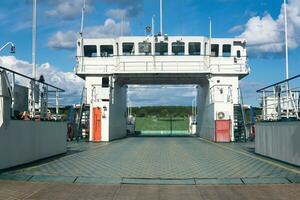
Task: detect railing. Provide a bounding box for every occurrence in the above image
[76,59,249,74]
[0,66,65,121]
[257,74,300,121]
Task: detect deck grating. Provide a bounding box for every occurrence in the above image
[29,175,77,183]
[122,178,195,185]
[242,177,291,184]
[1,138,299,185]
[195,178,243,185]
[75,177,122,184]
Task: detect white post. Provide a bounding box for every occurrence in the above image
[152,15,155,37]
[284,0,289,80]
[208,17,212,68]
[31,0,37,119]
[80,0,86,35]
[32,0,36,80]
[160,0,163,34]
[56,89,59,120]
[152,15,156,68]
[11,73,15,117]
[284,0,290,118]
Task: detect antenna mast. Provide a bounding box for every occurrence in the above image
[160,0,163,34]
[80,0,86,36]
[284,0,289,80]
[32,0,37,79]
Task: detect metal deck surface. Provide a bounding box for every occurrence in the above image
[1,137,299,185]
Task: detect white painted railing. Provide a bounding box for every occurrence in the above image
[76,60,249,74]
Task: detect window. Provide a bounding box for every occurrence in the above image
[102,77,109,88]
[222,44,231,57]
[100,45,114,57]
[172,42,185,55]
[211,44,219,57]
[204,42,207,56]
[155,42,168,55]
[84,45,97,57]
[237,50,241,58]
[189,42,201,55]
[122,43,135,55]
[138,42,151,55]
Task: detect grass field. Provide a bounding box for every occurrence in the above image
[135,117,189,131]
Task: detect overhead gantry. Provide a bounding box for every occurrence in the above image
[75,35,250,142]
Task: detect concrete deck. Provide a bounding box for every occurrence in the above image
[0,180,299,200]
[1,137,299,185]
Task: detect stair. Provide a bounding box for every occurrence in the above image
[76,88,90,141]
[234,104,247,142]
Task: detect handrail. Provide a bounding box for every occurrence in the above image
[0,66,65,92]
[257,73,300,93]
[76,55,248,58]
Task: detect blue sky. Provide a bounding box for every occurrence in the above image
[0,0,299,106]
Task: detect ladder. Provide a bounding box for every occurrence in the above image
[76,87,90,141]
[233,88,248,142]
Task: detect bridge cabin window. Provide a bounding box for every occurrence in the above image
[222,44,231,57]
[102,77,109,88]
[237,50,241,58]
[211,44,219,57]
[122,43,135,55]
[138,42,151,55]
[84,45,97,57]
[189,42,201,55]
[155,42,168,55]
[172,42,185,55]
[100,45,114,57]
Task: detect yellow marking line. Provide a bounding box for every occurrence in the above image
[200,138,300,175]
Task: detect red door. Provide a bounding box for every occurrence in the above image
[93,107,102,142]
[215,120,231,142]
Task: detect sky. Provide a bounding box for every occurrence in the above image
[0,0,299,106]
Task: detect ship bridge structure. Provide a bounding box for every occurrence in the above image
[75,35,250,142]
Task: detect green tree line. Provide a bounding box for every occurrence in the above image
[131,106,193,118]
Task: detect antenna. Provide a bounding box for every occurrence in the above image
[80,0,86,36]
[31,0,37,119]
[209,17,212,39]
[152,15,155,36]
[32,0,37,80]
[284,0,289,80]
[160,0,163,34]
[121,14,124,36]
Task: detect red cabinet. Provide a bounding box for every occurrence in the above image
[92,107,102,142]
[215,120,231,142]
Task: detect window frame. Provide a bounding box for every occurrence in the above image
[100,45,114,57]
[102,77,109,88]
[188,42,201,56]
[172,42,185,56]
[138,42,152,55]
[211,44,219,57]
[122,42,135,56]
[84,45,97,57]
[155,42,168,56]
[222,44,231,57]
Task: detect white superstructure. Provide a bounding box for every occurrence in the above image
[75,35,250,142]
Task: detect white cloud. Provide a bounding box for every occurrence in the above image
[232,0,300,56]
[0,56,84,104]
[46,0,92,20]
[127,85,197,106]
[106,8,128,20]
[47,31,78,49]
[47,18,131,49]
[105,5,142,20]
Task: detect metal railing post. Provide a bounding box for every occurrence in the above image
[55,89,59,121]
[262,91,267,121]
